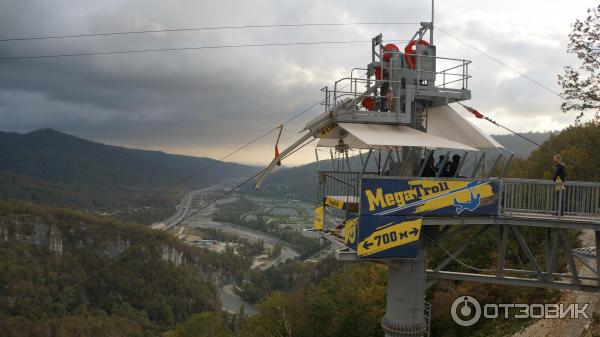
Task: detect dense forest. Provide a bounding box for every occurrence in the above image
[0,170,183,224]
[0,201,251,337]
[506,121,600,181]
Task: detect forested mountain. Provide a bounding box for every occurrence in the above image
[492,131,553,158]
[0,129,256,188]
[0,129,257,223]
[0,201,250,337]
[506,121,600,181]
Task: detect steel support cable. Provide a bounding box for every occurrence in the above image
[434,243,497,273]
[0,39,408,61]
[0,22,419,42]
[29,168,264,315]
[436,241,572,277]
[435,27,564,99]
[29,136,315,315]
[172,97,324,187]
[173,72,371,188]
[423,233,496,273]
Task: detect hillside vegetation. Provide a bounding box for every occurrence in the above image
[506,121,600,181]
[0,201,250,337]
[492,131,553,158]
[0,129,256,223]
[0,129,255,188]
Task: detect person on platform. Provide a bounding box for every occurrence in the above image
[434,155,446,174]
[447,154,461,177]
[553,154,567,182]
[440,154,461,177]
[378,83,389,111]
[386,87,394,112]
[422,155,436,177]
[553,154,567,215]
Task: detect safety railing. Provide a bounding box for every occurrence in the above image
[502,178,600,220]
[321,53,471,113]
[317,171,362,206]
[317,172,600,222]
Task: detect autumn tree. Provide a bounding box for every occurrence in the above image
[558,5,600,121]
[164,312,232,337]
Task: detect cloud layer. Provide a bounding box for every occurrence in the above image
[0,0,592,165]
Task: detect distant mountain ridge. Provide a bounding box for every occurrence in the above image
[0,128,257,222]
[0,128,256,188]
[492,131,553,158]
[0,128,552,218]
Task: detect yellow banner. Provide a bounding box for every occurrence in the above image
[344,217,358,244]
[364,180,494,215]
[357,218,422,257]
[313,205,324,231]
[324,196,345,210]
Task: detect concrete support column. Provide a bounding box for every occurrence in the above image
[381,248,427,337]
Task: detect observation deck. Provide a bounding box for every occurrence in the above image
[318,172,600,225]
[315,171,600,292]
[319,51,471,126]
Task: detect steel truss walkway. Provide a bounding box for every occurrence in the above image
[316,172,600,292]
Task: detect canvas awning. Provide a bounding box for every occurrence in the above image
[427,105,503,149]
[317,123,478,151]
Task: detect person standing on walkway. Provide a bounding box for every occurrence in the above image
[386,87,394,112]
[553,154,567,215]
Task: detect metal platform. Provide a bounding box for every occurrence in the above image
[252,22,599,336]
[318,172,600,222]
[316,172,600,292]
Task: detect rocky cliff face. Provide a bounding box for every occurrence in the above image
[0,215,63,255]
[0,203,229,336]
[0,214,185,266]
[161,244,184,265]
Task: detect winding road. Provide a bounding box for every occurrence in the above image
[156,186,303,315]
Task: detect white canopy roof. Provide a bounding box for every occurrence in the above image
[317,123,478,151]
[427,105,503,149]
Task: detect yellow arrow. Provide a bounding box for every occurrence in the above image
[344,217,359,244]
[357,218,422,257]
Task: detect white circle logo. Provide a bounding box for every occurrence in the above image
[451,296,482,327]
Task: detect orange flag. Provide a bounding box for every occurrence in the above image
[275,125,283,166]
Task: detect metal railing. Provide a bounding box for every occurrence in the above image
[321,53,472,113]
[317,171,362,206]
[502,178,600,220]
[317,172,600,222]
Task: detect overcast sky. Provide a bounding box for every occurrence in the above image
[0,0,594,165]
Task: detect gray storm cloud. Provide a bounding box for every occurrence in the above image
[0,0,591,164]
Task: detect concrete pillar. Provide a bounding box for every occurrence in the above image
[381,248,427,337]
